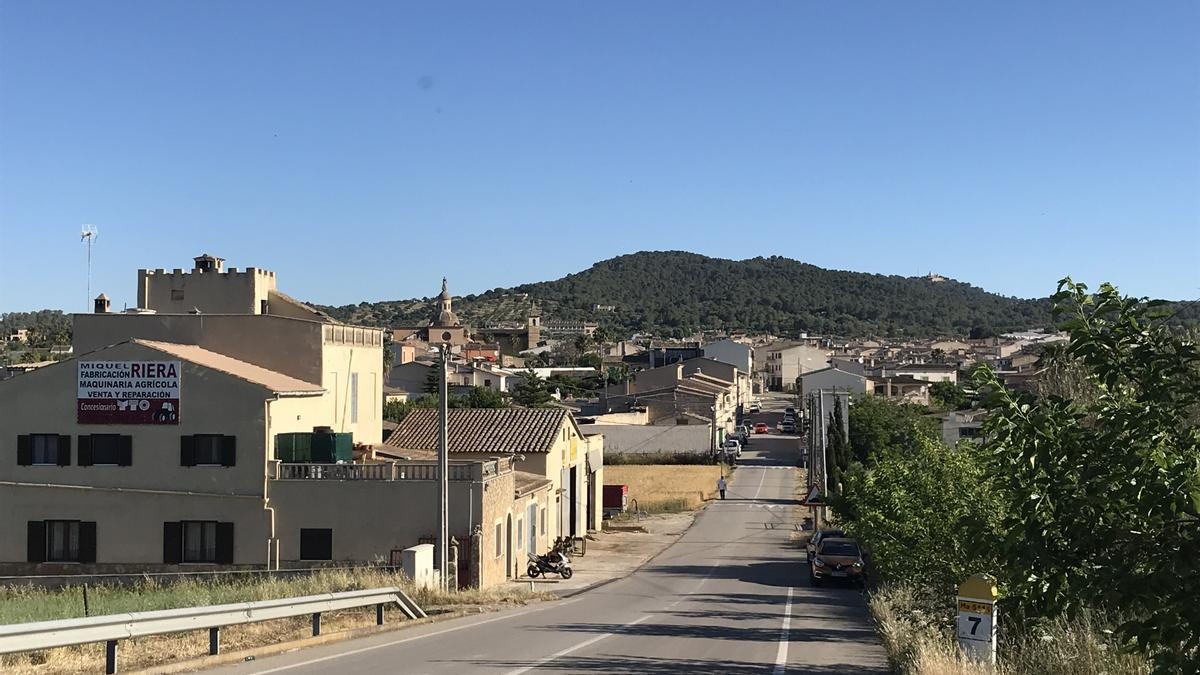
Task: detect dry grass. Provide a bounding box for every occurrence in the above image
[605,464,730,512]
[0,567,552,675]
[868,583,1149,675]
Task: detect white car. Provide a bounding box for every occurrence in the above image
[722,438,743,458]
[748,401,762,414]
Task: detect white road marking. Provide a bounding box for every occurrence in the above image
[773,586,794,674]
[244,597,582,674]
[503,614,653,675]
[752,467,767,499]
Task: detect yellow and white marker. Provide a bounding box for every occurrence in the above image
[957,573,998,663]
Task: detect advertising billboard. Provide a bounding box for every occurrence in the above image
[77,361,181,424]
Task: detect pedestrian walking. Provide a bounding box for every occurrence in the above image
[717,475,727,500]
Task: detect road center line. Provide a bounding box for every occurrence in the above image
[752,467,767,500]
[503,614,653,675]
[772,586,794,674]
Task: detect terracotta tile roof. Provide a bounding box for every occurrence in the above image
[384,408,570,454]
[132,339,324,395]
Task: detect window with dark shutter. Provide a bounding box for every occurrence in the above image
[215,522,234,564]
[192,435,223,465]
[180,436,197,466]
[22,434,63,465]
[45,520,80,562]
[27,521,46,563]
[77,435,93,466]
[58,435,71,465]
[79,522,97,563]
[299,528,333,561]
[88,435,122,465]
[182,521,216,563]
[17,435,32,466]
[118,436,132,466]
[163,522,183,564]
[220,436,236,467]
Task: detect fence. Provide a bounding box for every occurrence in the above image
[0,586,426,674]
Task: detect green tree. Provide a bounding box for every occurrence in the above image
[511,370,552,407]
[929,380,970,410]
[847,395,939,465]
[455,386,506,409]
[827,402,852,493]
[833,436,1003,592]
[422,363,440,394]
[976,279,1200,670]
[382,395,438,423]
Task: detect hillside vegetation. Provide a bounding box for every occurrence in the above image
[319,251,1054,338]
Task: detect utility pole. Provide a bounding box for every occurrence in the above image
[437,343,450,592]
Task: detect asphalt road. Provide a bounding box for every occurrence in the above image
[212,434,887,674]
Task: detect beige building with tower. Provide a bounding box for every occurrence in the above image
[0,255,549,588]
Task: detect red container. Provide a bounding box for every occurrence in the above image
[603,484,629,510]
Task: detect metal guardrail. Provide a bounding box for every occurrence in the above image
[0,586,427,674]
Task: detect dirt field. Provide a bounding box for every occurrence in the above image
[605,464,729,512]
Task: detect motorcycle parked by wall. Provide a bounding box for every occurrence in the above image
[527,547,573,579]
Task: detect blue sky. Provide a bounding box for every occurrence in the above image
[1,1,1197,313]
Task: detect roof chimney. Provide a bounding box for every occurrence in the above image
[94,293,110,314]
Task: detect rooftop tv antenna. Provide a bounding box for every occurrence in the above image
[81,225,98,309]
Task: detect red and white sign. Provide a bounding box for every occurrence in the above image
[77,361,181,424]
[801,485,824,506]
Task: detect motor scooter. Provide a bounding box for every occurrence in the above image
[526,548,573,579]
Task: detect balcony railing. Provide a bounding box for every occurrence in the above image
[273,457,513,482]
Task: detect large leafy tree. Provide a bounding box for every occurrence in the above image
[976,280,1200,669]
[835,436,1003,592]
[847,395,940,464]
[511,370,552,407]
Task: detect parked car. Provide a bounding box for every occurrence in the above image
[722,438,742,458]
[748,401,761,414]
[733,425,752,443]
[805,528,845,559]
[754,422,769,434]
[810,537,865,586]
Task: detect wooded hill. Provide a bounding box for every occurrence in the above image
[318,251,1055,338]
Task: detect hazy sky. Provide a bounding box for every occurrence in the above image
[2,1,1197,313]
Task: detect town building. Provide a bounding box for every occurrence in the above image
[381,408,603,579]
[0,255,541,588]
[755,342,831,391]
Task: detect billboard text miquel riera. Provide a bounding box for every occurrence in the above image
[77,361,181,424]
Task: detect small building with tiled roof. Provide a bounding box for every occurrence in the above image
[385,407,603,546]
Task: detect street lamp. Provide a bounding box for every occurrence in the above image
[437,335,451,593]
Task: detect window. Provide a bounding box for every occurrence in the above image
[47,520,80,562]
[27,520,95,563]
[516,519,523,550]
[163,521,234,564]
[350,372,359,424]
[260,299,268,314]
[181,435,236,466]
[184,521,217,563]
[78,434,132,466]
[171,289,185,301]
[540,508,546,535]
[300,528,333,561]
[18,434,69,465]
[495,523,502,558]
